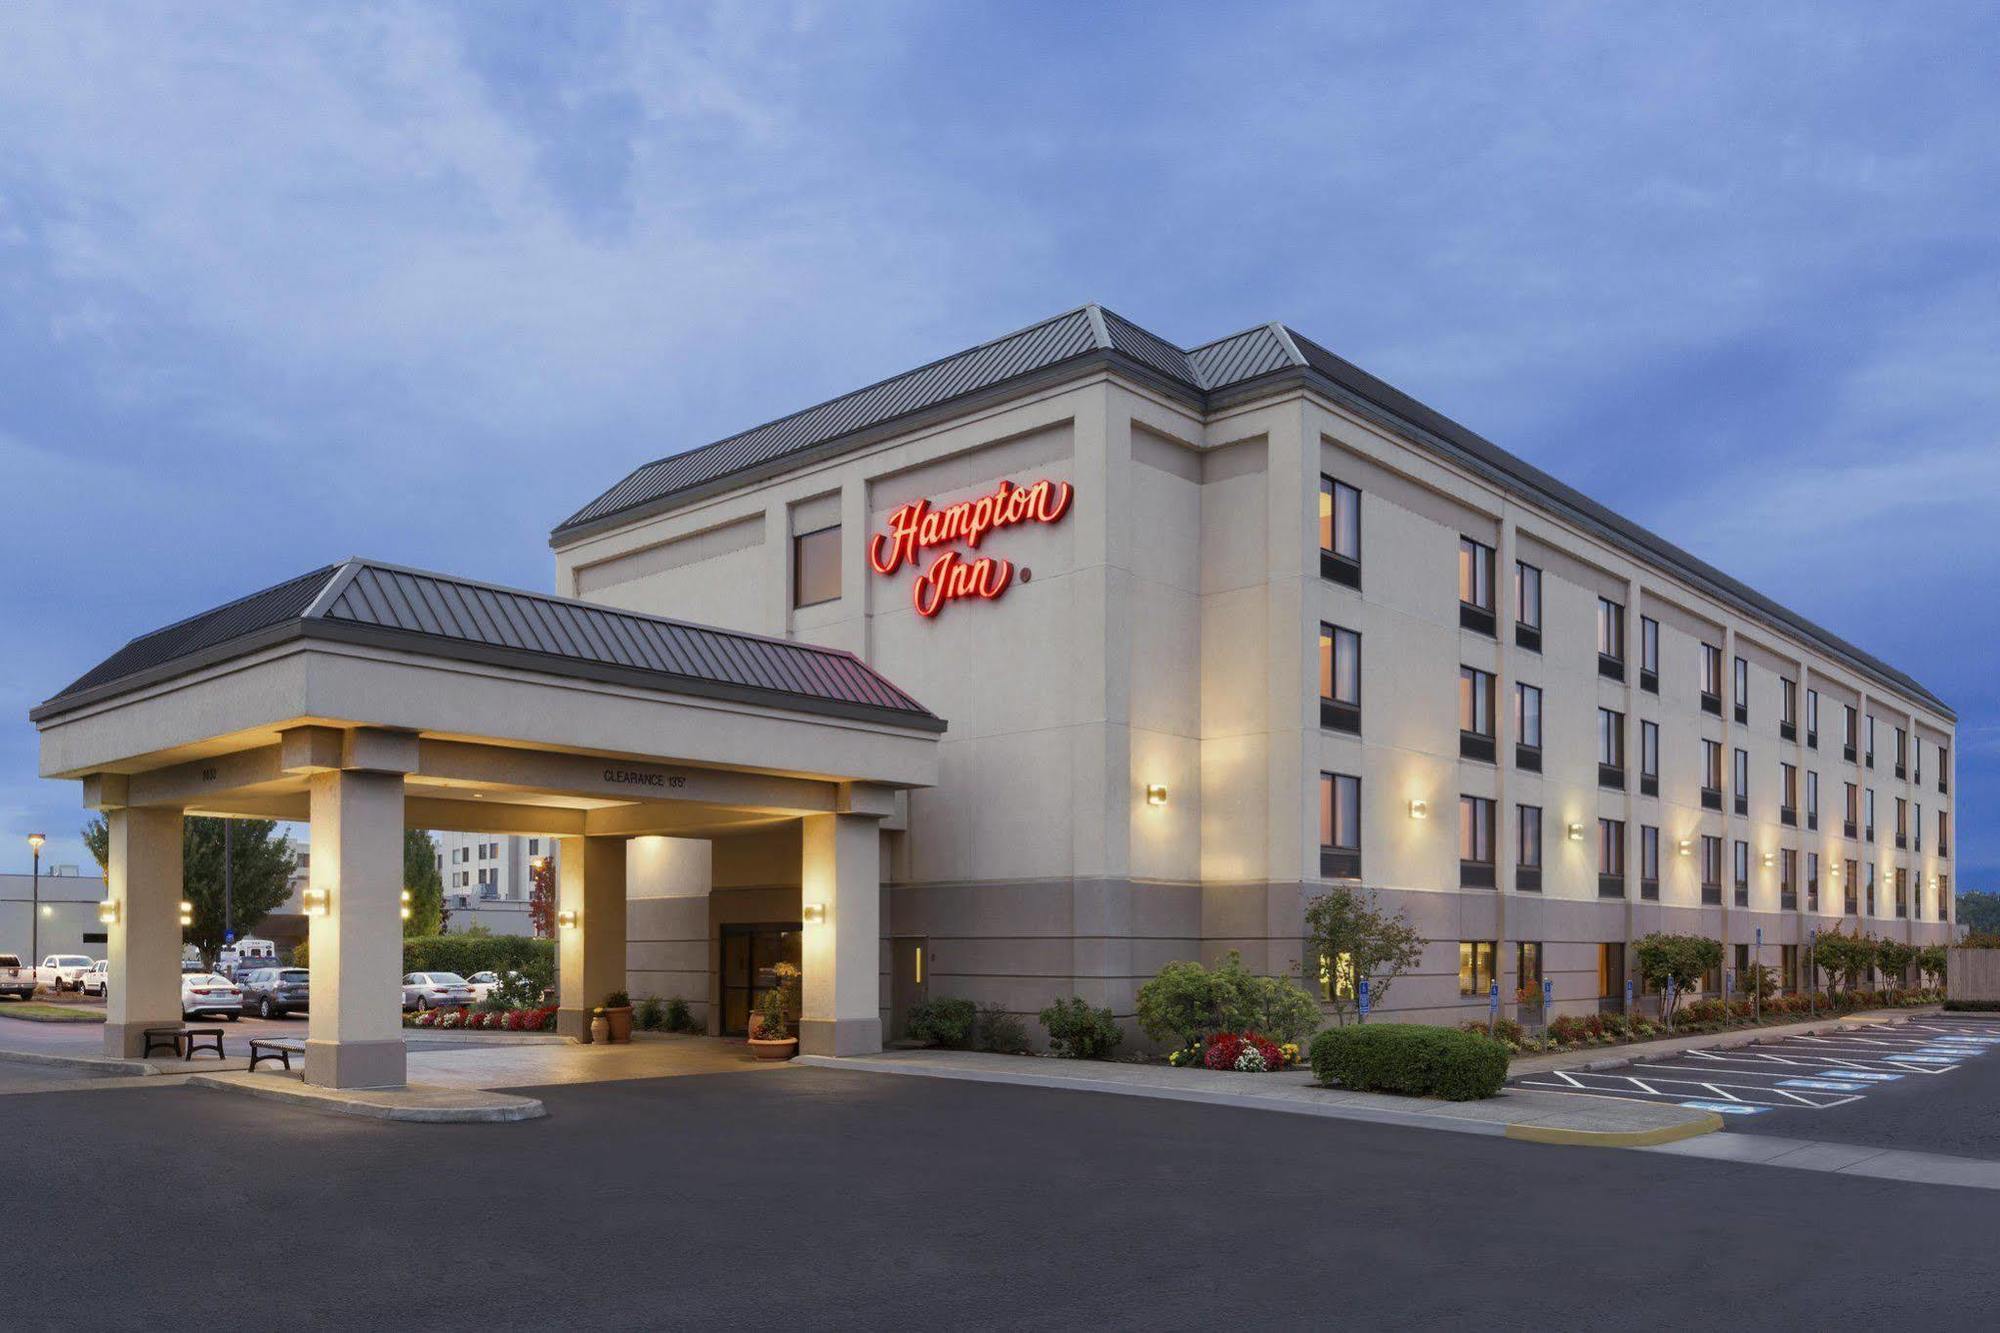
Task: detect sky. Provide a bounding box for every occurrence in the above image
[2,2,1997,884]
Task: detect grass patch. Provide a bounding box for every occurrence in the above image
[0,1002,106,1024]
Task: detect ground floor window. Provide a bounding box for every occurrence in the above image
[1317,949,1355,1002]
[720,924,802,1036]
[1458,940,1496,998]
[1596,943,1623,1000]
[1780,944,1798,991]
[1516,942,1542,1002]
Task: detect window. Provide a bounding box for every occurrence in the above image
[1780,678,1798,740]
[1915,801,1923,852]
[1515,562,1542,630]
[1701,836,1723,903]
[1318,624,1361,733]
[1843,705,1858,760]
[1598,708,1625,788]
[1517,942,1543,1001]
[1844,782,1858,837]
[1733,656,1749,723]
[1733,839,1749,906]
[527,838,540,854]
[1318,950,1355,1002]
[1459,666,1496,762]
[1640,615,1660,690]
[1913,737,1922,785]
[1865,862,1877,915]
[1894,796,1907,848]
[1780,763,1798,825]
[1640,720,1659,795]
[1806,688,1820,748]
[1640,825,1660,899]
[1458,941,1497,998]
[1841,857,1859,912]
[1598,818,1626,897]
[1700,643,1723,712]
[1319,773,1360,879]
[1894,867,1908,918]
[1939,744,1949,794]
[1865,715,1876,768]
[1806,770,1819,831]
[792,524,842,608]
[1597,597,1625,678]
[1940,809,1951,858]
[1319,477,1361,586]
[1460,796,1496,888]
[1865,788,1876,842]
[1517,805,1542,891]
[1515,683,1543,771]
[1598,944,1625,1001]
[1807,852,1820,911]
[1780,849,1798,909]
[1702,739,1724,809]
[1894,726,1907,778]
[1733,747,1749,816]
[1458,537,1495,633]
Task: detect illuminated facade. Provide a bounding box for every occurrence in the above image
[554,305,1957,1031]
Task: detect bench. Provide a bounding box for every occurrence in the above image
[142,1026,224,1061]
[248,1038,296,1072]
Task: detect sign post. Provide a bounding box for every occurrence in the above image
[1488,980,1500,1037]
[1625,977,1634,1016]
[1542,976,1554,1031]
[1753,926,1762,1024]
[1809,927,1818,1020]
[1666,977,1678,1033]
[1357,976,1371,1025]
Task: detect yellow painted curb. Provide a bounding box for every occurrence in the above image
[1504,1111,1724,1148]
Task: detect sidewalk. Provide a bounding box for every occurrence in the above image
[1509,1005,1947,1077]
[798,1048,1720,1147]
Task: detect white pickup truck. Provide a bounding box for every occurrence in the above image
[0,954,34,1000]
[36,955,96,993]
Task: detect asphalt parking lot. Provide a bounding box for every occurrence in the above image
[1514,1016,2000,1159]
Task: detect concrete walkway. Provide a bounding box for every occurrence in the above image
[799,1049,1719,1147]
[1510,1006,1941,1076]
[1647,1130,2000,1192]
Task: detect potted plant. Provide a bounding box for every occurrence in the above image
[747,962,801,1060]
[589,1006,610,1044]
[602,990,634,1043]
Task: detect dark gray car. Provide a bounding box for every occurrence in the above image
[238,967,310,1019]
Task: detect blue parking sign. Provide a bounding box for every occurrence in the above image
[1358,976,1370,1018]
[1489,980,1499,1013]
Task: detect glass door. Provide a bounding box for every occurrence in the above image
[721,924,802,1036]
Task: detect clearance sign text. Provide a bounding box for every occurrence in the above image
[868,477,1073,617]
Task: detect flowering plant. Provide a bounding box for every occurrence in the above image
[436,1009,462,1029]
[1203,1031,1285,1072]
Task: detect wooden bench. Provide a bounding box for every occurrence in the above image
[142,1026,224,1061]
[248,1038,296,1072]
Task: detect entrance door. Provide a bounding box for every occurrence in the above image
[720,924,801,1037]
[891,937,928,1039]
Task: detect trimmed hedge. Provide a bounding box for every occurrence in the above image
[906,996,977,1048]
[1943,999,2000,1013]
[1309,1023,1509,1101]
[401,935,555,978]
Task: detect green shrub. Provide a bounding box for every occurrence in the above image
[975,1001,1029,1053]
[401,935,556,982]
[664,996,696,1033]
[1134,952,1321,1049]
[635,996,665,1031]
[1309,1024,1509,1101]
[1038,996,1122,1060]
[907,996,977,1048]
[1944,999,2000,1012]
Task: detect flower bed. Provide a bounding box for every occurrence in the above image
[405,1005,557,1032]
[1166,1031,1301,1072]
[1479,987,1942,1057]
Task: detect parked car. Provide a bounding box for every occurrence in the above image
[80,960,110,998]
[36,955,95,992]
[466,970,524,1003]
[0,954,34,1000]
[238,967,309,1019]
[401,972,476,1011]
[181,959,208,974]
[180,973,242,1020]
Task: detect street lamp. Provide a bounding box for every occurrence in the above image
[27,834,45,969]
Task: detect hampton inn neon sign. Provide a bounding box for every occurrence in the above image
[868,477,1073,616]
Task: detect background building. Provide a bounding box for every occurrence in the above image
[1,865,108,962]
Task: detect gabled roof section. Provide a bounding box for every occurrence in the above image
[33,559,944,732]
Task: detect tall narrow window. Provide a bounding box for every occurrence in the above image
[1939,744,1950,795]
[1806,770,1819,830]
[1640,615,1660,691]
[1458,941,1497,998]
[1640,825,1659,899]
[1780,763,1798,825]
[1598,708,1626,789]
[1780,678,1798,740]
[1517,805,1542,891]
[1702,740,1724,809]
[1781,849,1798,909]
[1318,772,1361,879]
[1865,862,1877,915]
[1733,747,1749,816]
[1806,688,1820,748]
[1807,852,1820,911]
[1733,656,1749,723]
[1894,796,1908,848]
[1733,839,1749,906]
[1515,683,1543,771]
[1940,809,1951,858]
[1515,562,1542,629]
[1319,477,1361,586]
[1458,537,1496,634]
[1865,788,1876,842]
[1865,715,1876,768]
[1459,796,1496,888]
[1844,782,1858,837]
[792,524,842,608]
[1843,705,1858,760]
[1598,818,1627,897]
[1640,720,1659,796]
[1844,858,1859,913]
[1701,836,1723,903]
[1597,597,1625,679]
[1318,624,1361,733]
[1894,726,1907,778]
[1700,644,1722,713]
[1459,666,1496,762]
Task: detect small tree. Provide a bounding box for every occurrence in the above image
[85,815,296,965]
[1874,938,1917,991]
[403,829,443,937]
[1303,886,1426,1025]
[1634,933,1722,1021]
[528,855,557,939]
[1812,927,1877,992]
[1916,944,1947,988]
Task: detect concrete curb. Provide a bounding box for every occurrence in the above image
[1505,1112,1724,1149]
[188,1073,546,1123]
[1510,1006,1942,1076]
[0,1048,158,1077]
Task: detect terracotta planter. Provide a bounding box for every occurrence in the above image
[604,1006,634,1043]
[589,1011,610,1044]
[748,1036,798,1061]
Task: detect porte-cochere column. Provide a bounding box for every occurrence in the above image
[557,835,628,1042]
[101,806,185,1059]
[303,765,410,1090]
[799,810,884,1057]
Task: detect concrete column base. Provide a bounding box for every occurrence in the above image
[798,1017,882,1057]
[555,1007,596,1043]
[105,1017,185,1059]
[303,1038,407,1090]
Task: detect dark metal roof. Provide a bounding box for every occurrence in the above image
[33,559,944,731]
[550,304,1952,721]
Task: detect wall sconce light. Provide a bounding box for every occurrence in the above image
[802,902,828,925]
[1829,863,1841,879]
[98,900,121,925]
[1408,799,1428,820]
[1567,822,1585,841]
[400,890,413,922]
[302,888,330,918]
[1762,851,1775,868]
[556,908,578,930]
[1145,784,1168,807]
[1677,837,1692,857]
[178,899,194,928]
